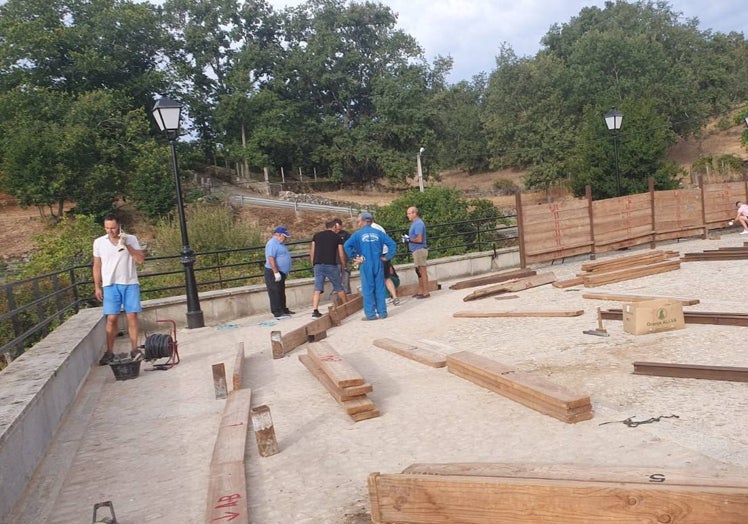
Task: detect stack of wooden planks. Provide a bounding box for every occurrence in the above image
[299,341,380,422]
[446,351,593,423]
[553,249,680,288]
[368,463,748,523]
[681,245,748,262]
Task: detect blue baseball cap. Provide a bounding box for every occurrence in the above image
[359,212,374,222]
[273,226,291,237]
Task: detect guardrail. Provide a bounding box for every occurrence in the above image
[1,215,517,364]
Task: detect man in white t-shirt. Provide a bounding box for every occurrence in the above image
[93,214,146,365]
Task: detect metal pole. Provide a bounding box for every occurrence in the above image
[613,131,621,197]
[169,139,204,329]
[417,153,424,192]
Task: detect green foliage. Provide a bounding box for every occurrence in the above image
[373,187,507,259]
[493,178,521,195]
[146,204,264,296]
[691,154,747,177]
[19,215,102,278]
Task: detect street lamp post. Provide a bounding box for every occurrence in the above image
[152,96,204,329]
[417,147,425,192]
[604,107,623,196]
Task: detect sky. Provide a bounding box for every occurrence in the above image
[268,0,748,82]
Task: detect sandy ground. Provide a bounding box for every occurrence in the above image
[9,231,748,523]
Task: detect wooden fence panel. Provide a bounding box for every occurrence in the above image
[703,180,747,227]
[521,199,592,264]
[592,194,652,252]
[654,188,704,241]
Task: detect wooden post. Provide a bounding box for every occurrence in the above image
[270,331,284,360]
[515,192,526,269]
[699,174,708,239]
[251,405,279,457]
[649,177,656,248]
[585,185,596,260]
[212,363,228,399]
[232,342,245,392]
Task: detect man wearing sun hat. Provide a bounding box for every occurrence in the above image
[344,212,397,320]
[264,226,293,320]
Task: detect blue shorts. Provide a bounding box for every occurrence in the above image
[313,264,344,292]
[102,284,142,315]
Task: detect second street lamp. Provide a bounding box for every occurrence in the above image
[604,107,623,197]
[152,96,204,329]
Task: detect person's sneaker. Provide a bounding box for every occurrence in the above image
[98,352,115,366]
[361,316,377,321]
[311,309,322,318]
[386,298,393,304]
[392,298,400,305]
[274,314,291,320]
[284,309,296,315]
[130,348,144,361]
[741,230,748,235]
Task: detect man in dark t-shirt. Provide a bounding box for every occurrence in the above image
[333,218,352,294]
[310,219,348,317]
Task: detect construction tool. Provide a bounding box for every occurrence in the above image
[583,307,609,337]
[92,500,117,524]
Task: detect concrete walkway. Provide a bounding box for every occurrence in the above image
[8,233,748,523]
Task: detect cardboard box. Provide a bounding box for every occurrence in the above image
[622,299,685,335]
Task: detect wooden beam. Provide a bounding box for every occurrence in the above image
[212,362,228,399]
[463,272,556,301]
[601,309,748,327]
[372,338,447,368]
[449,268,537,290]
[298,355,373,401]
[232,342,245,392]
[307,341,365,387]
[579,250,676,273]
[453,310,584,318]
[581,260,680,287]
[633,361,748,382]
[582,292,699,306]
[369,465,748,524]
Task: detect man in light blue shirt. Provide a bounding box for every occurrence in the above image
[264,226,293,319]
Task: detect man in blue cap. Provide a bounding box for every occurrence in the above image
[344,212,397,320]
[264,226,293,320]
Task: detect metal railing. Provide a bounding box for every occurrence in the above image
[0,215,517,363]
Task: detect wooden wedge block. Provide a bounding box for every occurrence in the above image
[582,292,699,306]
[250,404,279,457]
[447,351,591,411]
[449,268,537,290]
[212,362,228,399]
[299,355,372,402]
[453,310,584,318]
[369,465,748,524]
[307,341,365,387]
[372,338,447,368]
[463,272,556,301]
[552,277,584,288]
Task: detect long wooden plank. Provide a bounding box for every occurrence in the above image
[463,272,556,301]
[447,351,591,410]
[633,361,748,382]
[341,395,376,415]
[402,463,748,488]
[211,388,253,465]
[601,309,748,327]
[449,268,537,290]
[582,292,699,306]
[205,461,249,524]
[350,408,381,422]
[552,277,584,288]
[579,250,672,272]
[398,280,440,297]
[449,366,592,424]
[453,310,584,318]
[328,293,363,326]
[298,354,372,402]
[368,472,748,524]
[307,341,365,387]
[372,338,447,368]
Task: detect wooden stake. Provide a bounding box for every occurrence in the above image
[251,405,279,457]
[212,362,228,399]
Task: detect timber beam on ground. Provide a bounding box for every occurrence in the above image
[582,292,699,306]
[633,361,748,382]
[600,309,748,327]
[449,268,536,290]
[372,338,447,368]
[682,246,748,261]
[368,463,748,524]
[453,310,584,318]
[462,272,556,301]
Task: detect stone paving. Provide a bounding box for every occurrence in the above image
[9,233,748,523]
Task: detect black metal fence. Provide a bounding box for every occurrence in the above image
[0,216,517,363]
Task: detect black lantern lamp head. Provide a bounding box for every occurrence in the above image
[152,96,182,139]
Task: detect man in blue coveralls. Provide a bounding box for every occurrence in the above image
[344,212,397,320]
